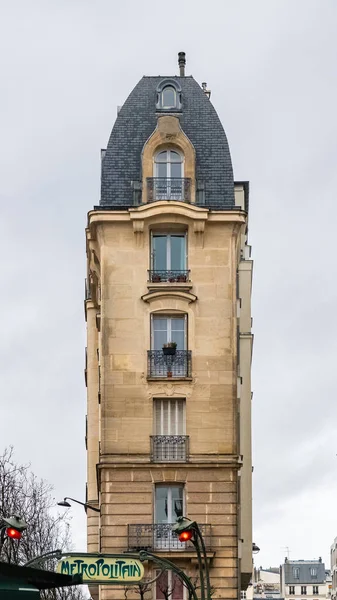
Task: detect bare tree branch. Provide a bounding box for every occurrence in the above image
[0,447,85,600]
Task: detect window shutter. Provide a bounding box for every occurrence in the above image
[163,400,169,434]
[155,400,162,435]
[154,399,185,435]
[176,399,184,435]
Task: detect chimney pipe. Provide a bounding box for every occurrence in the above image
[178,52,186,77]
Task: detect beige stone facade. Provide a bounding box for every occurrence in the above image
[85,70,253,600]
[85,188,253,600]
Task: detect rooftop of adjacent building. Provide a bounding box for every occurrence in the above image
[99,51,239,211]
[258,568,281,574]
[282,558,326,585]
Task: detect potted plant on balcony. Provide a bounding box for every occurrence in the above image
[176,273,187,283]
[162,342,177,356]
[152,273,161,283]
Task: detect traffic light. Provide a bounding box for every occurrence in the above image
[172,517,196,543]
[0,515,27,547]
[6,527,22,540]
[178,529,193,543]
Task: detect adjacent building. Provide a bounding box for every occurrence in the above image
[330,538,337,599]
[246,567,281,600]
[85,52,253,600]
[280,559,327,600]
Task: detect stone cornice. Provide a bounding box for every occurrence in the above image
[97,455,242,469]
[141,289,197,304]
[87,205,246,240]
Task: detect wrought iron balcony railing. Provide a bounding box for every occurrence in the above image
[147,350,192,378]
[147,178,191,202]
[128,523,212,552]
[150,435,189,462]
[148,270,190,283]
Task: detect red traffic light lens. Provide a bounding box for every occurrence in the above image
[178,530,193,542]
[6,527,22,540]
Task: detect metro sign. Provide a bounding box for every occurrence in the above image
[57,553,144,585]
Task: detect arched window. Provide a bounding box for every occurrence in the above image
[162,86,177,109]
[156,79,182,110]
[154,150,184,200]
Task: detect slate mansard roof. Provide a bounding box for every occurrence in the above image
[283,561,326,585]
[100,75,235,209]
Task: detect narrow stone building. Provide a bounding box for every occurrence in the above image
[85,52,253,600]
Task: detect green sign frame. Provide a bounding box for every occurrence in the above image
[57,553,145,585]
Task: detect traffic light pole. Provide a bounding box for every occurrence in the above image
[172,517,212,600]
[139,550,199,600]
[193,523,211,600]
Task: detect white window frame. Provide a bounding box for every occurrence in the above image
[154,398,186,435]
[154,149,184,179]
[161,86,177,109]
[151,314,187,350]
[150,232,188,271]
[154,484,185,524]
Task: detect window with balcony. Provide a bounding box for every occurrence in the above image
[150,232,188,283]
[154,484,184,550]
[151,398,188,462]
[148,314,191,378]
[147,150,191,202]
[313,586,319,595]
[301,586,307,595]
[289,587,295,595]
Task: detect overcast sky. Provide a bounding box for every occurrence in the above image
[1,0,337,572]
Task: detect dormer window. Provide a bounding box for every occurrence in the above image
[162,86,177,109]
[156,79,182,111]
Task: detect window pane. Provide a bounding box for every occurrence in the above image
[156,572,169,600]
[170,162,182,178]
[156,162,168,178]
[172,574,184,600]
[153,317,168,330]
[155,485,183,523]
[155,487,169,523]
[171,486,183,519]
[170,151,181,163]
[156,151,168,163]
[162,87,176,108]
[153,236,167,270]
[171,318,185,330]
[153,316,168,350]
[170,235,185,270]
[171,317,185,350]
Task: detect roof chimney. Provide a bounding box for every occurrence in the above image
[202,82,211,99]
[178,52,186,76]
